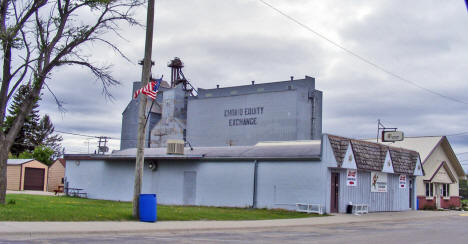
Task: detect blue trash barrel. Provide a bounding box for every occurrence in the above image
[139,194,157,222]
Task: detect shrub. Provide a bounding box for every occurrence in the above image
[421,204,436,210]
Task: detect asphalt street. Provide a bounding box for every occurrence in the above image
[1,214,467,243]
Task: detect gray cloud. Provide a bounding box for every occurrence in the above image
[31,0,468,159]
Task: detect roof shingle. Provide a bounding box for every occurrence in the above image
[328,135,420,175]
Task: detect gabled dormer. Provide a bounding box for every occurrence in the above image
[429,161,456,183]
[413,157,424,176]
[382,150,394,173]
[341,144,357,169]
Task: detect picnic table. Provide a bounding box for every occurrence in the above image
[65,187,87,198]
[53,185,64,195]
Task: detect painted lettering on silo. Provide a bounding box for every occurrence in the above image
[224,107,264,126]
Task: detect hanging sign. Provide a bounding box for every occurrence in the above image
[347,169,357,186]
[382,131,404,142]
[371,171,387,192]
[399,175,407,189]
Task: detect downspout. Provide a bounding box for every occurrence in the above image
[252,160,258,208]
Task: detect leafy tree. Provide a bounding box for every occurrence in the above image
[3,85,40,156]
[460,179,468,199]
[4,85,63,158]
[17,146,55,166]
[32,115,63,158]
[0,0,143,204]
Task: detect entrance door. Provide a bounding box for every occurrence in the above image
[24,168,45,191]
[435,183,441,209]
[330,172,340,213]
[183,171,197,205]
[409,179,413,209]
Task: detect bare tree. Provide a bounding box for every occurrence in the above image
[0,0,143,204]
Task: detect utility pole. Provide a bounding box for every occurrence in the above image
[97,136,110,154]
[133,0,155,218]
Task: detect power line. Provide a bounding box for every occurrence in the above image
[446,131,468,137]
[55,130,98,138]
[55,129,148,142]
[257,0,468,105]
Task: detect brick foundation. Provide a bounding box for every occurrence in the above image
[441,196,461,209]
[417,196,461,209]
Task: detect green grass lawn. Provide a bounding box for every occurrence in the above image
[0,194,320,221]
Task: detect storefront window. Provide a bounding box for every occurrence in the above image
[425,182,433,197]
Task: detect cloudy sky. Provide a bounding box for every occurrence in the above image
[36,0,468,168]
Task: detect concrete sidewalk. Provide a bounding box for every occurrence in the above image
[6,190,59,196]
[0,210,462,238]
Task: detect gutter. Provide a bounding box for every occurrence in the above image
[64,155,322,162]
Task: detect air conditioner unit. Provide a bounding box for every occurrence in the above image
[167,139,185,155]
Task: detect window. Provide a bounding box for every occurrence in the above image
[442,184,450,197]
[425,182,433,197]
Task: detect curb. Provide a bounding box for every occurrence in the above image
[0,211,461,239]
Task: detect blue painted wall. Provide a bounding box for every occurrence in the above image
[65,159,326,210]
[68,135,415,213]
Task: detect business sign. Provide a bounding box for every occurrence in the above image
[399,175,407,189]
[224,107,264,126]
[347,169,357,186]
[382,131,404,142]
[371,171,387,192]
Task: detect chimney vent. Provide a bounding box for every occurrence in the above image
[216,85,220,88]
[251,81,255,85]
[290,76,294,81]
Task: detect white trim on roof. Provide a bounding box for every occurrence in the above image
[413,157,424,176]
[255,140,321,146]
[341,144,357,169]
[7,159,34,165]
[382,151,394,173]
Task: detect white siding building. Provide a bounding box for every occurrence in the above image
[65,135,422,213]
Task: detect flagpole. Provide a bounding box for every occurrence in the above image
[144,99,156,129]
[133,0,155,218]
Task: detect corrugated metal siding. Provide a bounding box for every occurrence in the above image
[187,87,322,147]
[339,170,411,212]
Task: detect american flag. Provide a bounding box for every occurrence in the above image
[134,76,163,100]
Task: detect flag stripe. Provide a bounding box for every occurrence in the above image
[134,77,163,100]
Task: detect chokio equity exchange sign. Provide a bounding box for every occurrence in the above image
[224,107,264,126]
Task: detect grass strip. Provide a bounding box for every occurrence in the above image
[0,194,322,221]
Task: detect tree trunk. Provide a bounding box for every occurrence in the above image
[0,82,43,205]
[0,136,13,204]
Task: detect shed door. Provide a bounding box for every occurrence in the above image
[330,172,340,213]
[24,168,45,191]
[183,171,197,205]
